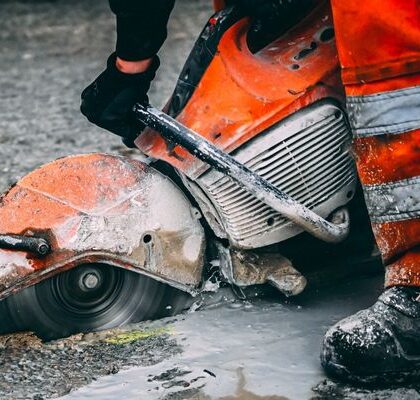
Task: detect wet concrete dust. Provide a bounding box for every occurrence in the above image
[1,276,420,399]
[59,275,420,400]
[160,368,289,400]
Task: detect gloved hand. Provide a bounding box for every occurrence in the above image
[81,53,159,147]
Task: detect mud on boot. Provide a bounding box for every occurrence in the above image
[321,286,420,384]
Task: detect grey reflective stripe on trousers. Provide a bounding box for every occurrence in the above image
[347,85,420,137]
[364,176,420,223]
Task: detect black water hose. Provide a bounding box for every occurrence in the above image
[134,104,350,243]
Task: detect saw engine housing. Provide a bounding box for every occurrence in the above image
[137,1,357,250]
[194,102,355,249]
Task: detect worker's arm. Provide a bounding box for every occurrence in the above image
[80,1,175,147]
[110,0,175,63]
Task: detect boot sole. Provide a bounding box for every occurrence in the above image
[323,360,420,386]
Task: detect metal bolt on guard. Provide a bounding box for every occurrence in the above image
[0,234,51,257]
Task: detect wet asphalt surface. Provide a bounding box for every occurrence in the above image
[1,1,420,399]
[2,277,420,400]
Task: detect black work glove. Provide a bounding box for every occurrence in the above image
[81,53,159,147]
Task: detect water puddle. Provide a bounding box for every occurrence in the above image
[62,275,383,400]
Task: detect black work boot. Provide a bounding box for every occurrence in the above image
[321,286,420,384]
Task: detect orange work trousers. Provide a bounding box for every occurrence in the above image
[330,0,420,286]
